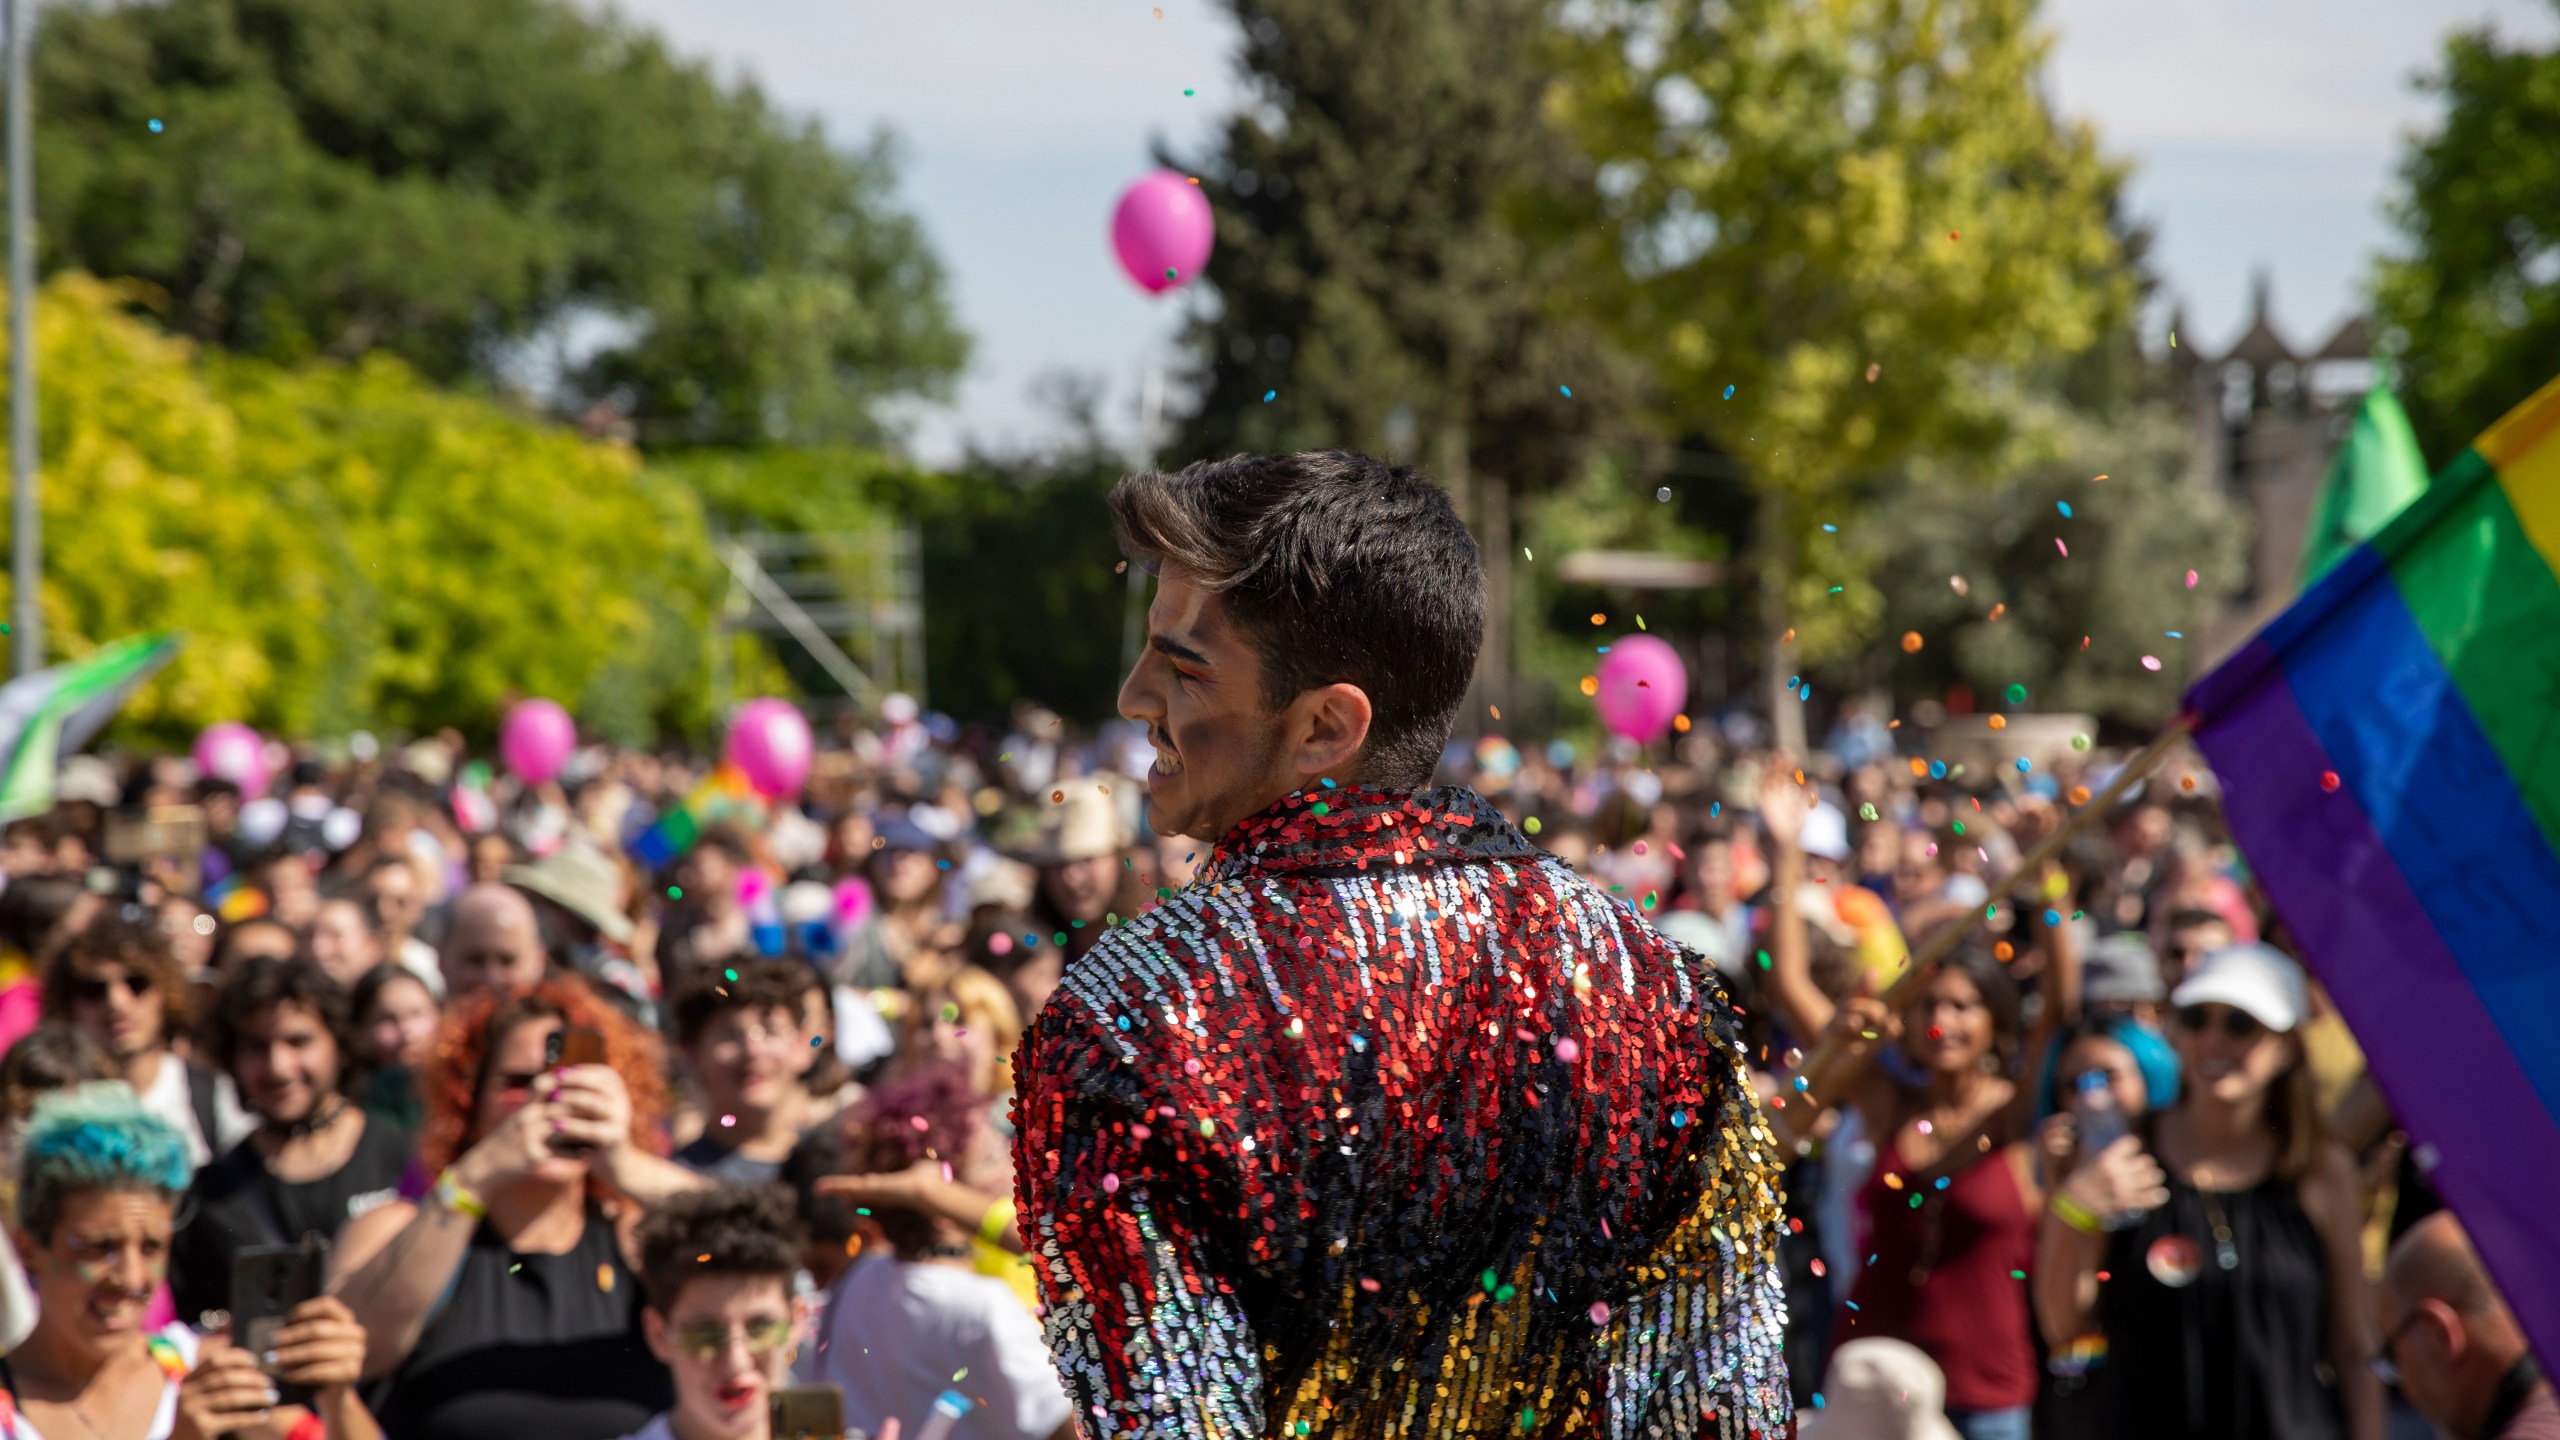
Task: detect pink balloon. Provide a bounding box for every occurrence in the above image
[192,722,270,799]
[1592,634,1689,742]
[1111,169,1215,294]
[726,698,814,799]
[499,698,577,786]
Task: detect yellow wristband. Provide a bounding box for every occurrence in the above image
[434,1169,489,1221]
[2049,1190,2103,1236]
[977,1196,1018,1248]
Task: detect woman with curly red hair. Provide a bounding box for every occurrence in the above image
[330,976,708,1440]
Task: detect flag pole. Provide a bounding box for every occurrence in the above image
[1781,714,2197,1116]
[6,0,38,677]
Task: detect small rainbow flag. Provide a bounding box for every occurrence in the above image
[2187,371,2560,1367]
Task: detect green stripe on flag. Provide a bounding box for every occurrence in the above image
[2385,453,2560,857]
[0,635,181,822]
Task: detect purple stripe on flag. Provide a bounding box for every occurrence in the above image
[2198,639,2560,1369]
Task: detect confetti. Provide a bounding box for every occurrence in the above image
[2140,655,2162,671]
[1589,1302,1612,1326]
[1987,715,2007,731]
[2320,770,2341,793]
[2015,758,2032,772]
[1901,631,1923,653]
[1656,487,1672,502]
[1560,384,1573,397]
[2056,537,2069,556]
[1722,384,1735,399]
[1153,5,1163,13]
[1865,363,1880,382]
[2057,501,2073,518]
[2004,683,2027,704]
[1262,390,1277,403]
[148,118,165,134]
[1822,523,1837,533]
[1949,575,1969,596]
[2186,569,2199,589]
[2070,734,2091,751]
[1554,1037,1580,1062]
[1579,676,1599,696]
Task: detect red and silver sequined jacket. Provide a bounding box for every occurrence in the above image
[1013,785,1790,1440]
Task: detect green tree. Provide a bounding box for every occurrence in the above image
[1854,404,2244,724]
[0,274,715,743]
[2374,12,2560,466]
[1167,0,1642,706]
[1560,0,2131,745]
[30,0,965,445]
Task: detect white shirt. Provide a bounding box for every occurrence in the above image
[812,1254,1068,1440]
[133,1055,253,1169]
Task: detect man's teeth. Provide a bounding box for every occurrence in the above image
[1156,750,1183,775]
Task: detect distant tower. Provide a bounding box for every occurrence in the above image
[2188,270,2374,662]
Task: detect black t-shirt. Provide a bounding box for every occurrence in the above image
[375,1204,671,1440]
[171,1110,416,1324]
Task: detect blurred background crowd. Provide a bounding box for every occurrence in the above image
[0,694,2546,1440]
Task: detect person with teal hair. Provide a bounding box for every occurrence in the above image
[0,1084,383,1440]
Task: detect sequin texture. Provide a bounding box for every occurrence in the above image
[1014,785,1790,1439]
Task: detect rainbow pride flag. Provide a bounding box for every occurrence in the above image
[2187,372,2560,1367]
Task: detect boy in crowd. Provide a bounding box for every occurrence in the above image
[672,961,819,1185]
[624,1185,810,1440]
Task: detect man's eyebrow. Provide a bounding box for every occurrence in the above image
[1150,633,1212,667]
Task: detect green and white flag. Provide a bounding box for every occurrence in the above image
[0,634,180,822]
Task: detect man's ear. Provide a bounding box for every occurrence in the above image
[641,1304,673,1365]
[1285,682,1374,785]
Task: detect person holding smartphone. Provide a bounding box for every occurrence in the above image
[2,1085,379,1440]
[330,978,707,1440]
[611,1186,811,1440]
[171,957,414,1327]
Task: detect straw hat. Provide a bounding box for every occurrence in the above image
[502,841,634,944]
[1007,781,1136,867]
[1795,1339,1963,1440]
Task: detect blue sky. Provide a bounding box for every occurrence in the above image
[592,0,2560,465]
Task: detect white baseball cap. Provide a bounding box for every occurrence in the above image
[2171,942,2308,1033]
[1797,802,1852,864]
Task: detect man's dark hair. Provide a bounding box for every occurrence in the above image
[43,914,191,1035]
[635,1183,804,1312]
[670,958,813,1049]
[692,824,754,867]
[779,1123,858,1258]
[208,955,368,1099]
[1112,450,1483,787]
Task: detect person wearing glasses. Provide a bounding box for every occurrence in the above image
[614,1186,809,1440]
[2374,1213,2559,1440]
[42,915,251,1168]
[2033,943,2381,1440]
[330,978,708,1440]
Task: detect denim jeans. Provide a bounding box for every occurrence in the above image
[1947,1406,2032,1440]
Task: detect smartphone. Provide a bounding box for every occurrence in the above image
[103,805,207,864]
[231,1240,324,1403]
[546,1025,607,1069]
[544,1026,608,1155]
[769,1385,845,1440]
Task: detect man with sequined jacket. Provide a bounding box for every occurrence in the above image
[1013,451,1790,1440]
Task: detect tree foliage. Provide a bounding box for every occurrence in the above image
[0,275,715,743]
[1853,403,2245,724]
[1167,0,1643,701]
[1559,0,2133,673]
[2374,12,2560,466]
[31,0,966,446]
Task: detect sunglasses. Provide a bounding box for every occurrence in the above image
[674,1317,791,1362]
[2174,1005,2265,1041]
[2369,1308,2425,1386]
[73,973,154,1004]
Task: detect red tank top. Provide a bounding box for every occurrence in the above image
[1844,1129,2040,1411]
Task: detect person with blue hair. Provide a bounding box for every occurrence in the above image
[0,1084,381,1440]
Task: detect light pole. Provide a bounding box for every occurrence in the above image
[5,0,37,677]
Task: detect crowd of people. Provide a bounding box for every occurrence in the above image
[0,691,2544,1440]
